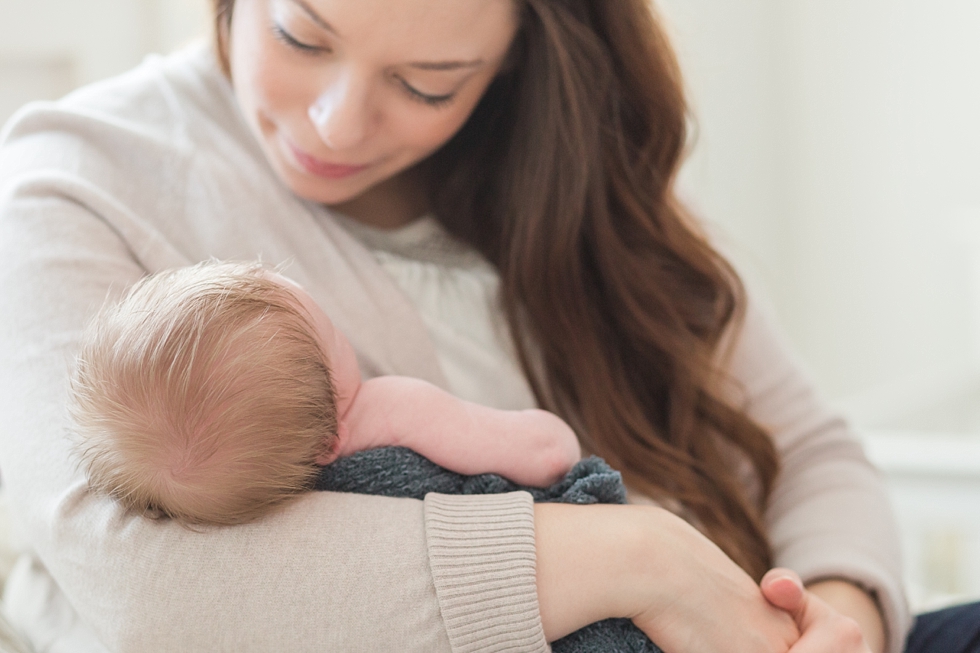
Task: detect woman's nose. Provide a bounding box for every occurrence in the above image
[308,69,370,151]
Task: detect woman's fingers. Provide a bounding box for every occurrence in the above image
[761,568,871,653]
[788,602,869,653]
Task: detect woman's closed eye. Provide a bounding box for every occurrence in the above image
[271,22,456,108]
[271,22,328,55]
[394,76,456,108]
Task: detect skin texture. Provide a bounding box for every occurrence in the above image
[227,0,889,649]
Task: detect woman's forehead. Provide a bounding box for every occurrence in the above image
[271,0,519,62]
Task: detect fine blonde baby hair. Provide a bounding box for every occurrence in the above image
[69,261,337,526]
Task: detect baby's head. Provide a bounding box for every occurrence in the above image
[70,261,345,526]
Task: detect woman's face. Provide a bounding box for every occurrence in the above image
[229,0,518,214]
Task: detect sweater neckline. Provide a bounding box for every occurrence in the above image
[329,212,488,270]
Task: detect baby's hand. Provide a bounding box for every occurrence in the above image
[506,409,581,487]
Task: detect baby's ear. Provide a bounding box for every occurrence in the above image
[315,421,349,465]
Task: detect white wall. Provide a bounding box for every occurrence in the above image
[864,432,980,609]
[655,0,785,282]
[0,0,210,126]
[779,0,980,403]
[660,0,980,410]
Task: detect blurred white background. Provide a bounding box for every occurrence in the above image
[0,0,210,122]
[1,0,979,613]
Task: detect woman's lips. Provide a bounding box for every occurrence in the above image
[285,140,371,180]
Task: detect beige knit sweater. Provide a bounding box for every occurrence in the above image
[0,43,909,653]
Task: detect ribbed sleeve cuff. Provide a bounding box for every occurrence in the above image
[423,491,549,653]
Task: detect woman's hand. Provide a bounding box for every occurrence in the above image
[535,503,799,652]
[761,569,874,653]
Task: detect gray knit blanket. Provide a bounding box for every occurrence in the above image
[315,447,664,653]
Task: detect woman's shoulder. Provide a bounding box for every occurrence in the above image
[0,42,254,188]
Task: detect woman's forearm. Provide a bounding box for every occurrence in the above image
[535,503,654,639]
[534,503,800,651]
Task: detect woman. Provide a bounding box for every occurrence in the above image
[0,0,972,651]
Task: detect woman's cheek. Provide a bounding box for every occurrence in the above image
[249,55,306,128]
[231,11,307,131]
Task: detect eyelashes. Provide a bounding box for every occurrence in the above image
[395,78,456,108]
[271,23,324,54]
[271,22,458,109]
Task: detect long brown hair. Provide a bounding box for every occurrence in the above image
[212,0,779,579]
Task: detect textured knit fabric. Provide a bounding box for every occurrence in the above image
[317,449,662,653]
[0,42,910,652]
[315,448,626,504]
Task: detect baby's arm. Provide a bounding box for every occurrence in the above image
[338,376,581,486]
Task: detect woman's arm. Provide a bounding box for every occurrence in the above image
[0,181,544,651]
[0,63,553,650]
[535,503,800,652]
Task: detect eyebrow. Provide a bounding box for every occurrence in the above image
[285,0,485,72]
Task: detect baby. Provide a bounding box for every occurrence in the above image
[68,261,580,526]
